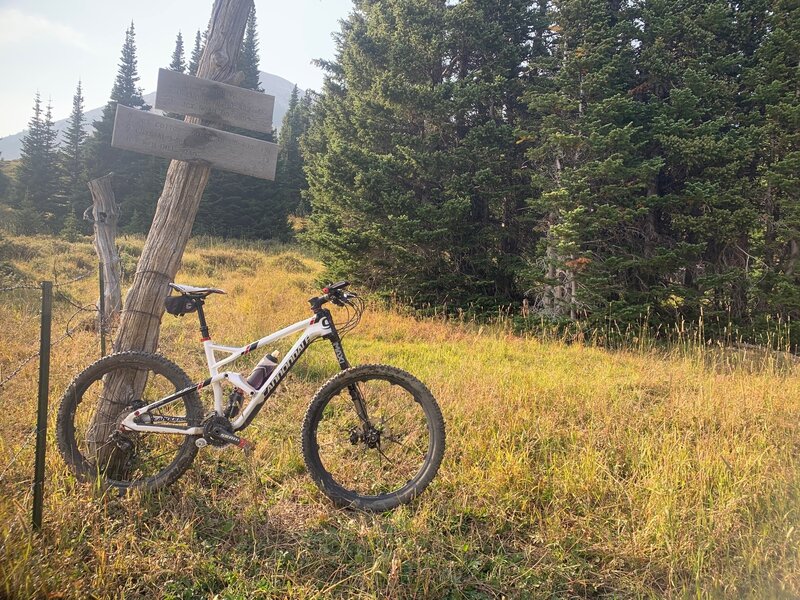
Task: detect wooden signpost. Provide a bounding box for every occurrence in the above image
[94,0,256,482]
[155,68,274,133]
[111,68,278,180]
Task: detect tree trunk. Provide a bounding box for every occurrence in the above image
[90,0,254,474]
[86,173,122,325]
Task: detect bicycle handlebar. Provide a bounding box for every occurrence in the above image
[308,281,354,312]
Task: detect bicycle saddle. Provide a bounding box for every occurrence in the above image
[169,282,226,297]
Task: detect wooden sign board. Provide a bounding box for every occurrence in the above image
[111,105,279,180]
[154,69,275,134]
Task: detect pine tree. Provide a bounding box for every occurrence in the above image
[516,0,771,331]
[277,86,311,215]
[632,0,764,327]
[87,22,148,180]
[86,22,164,233]
[59,80,88,221]
[17,93,61,229]
[169,31,186,73]
[166,32,188,120]
[521,0,655,321]
[188,29,204,76]
[745,0,800,327]
[305,0,539,304]
[239,6,262,91]
[194,6,292,241]
[0,166,10,202]
[60,208,83,241]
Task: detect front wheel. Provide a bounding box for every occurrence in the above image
[301,364,445,511]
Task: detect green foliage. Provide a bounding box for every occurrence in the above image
[304,0,800,345]
[305,0,541,305]
[86,21,164,233]
[188,29,204,76]
[0,167,9,201]
[59,80,89,221]
[169,31,186,73]
[278,86,312,216]
[16,93,60,228]
[239,6,262,92]
[60,208,84,242]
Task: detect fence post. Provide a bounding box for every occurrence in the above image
[99,262,106,357]
[33,281,52,532]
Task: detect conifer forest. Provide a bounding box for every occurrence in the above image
[2,0,799,343]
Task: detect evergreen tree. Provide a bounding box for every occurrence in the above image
[522,0,658,321]
[305,0,540,304]
[0,166,10,202]
[59,80,88,221]
[17,93,61,228]
[239,6,263,91]
[277,86,312,215]
[60,208,83,241]
[169,31,186,73]
[86,22,165,233]
[517,0,770,331]
[166,32,187,120]
[195,6,291,241]
[746,0,800,324]
[188,29,204,76]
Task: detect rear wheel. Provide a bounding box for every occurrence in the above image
[301,364,445,511]
[56,351,203,491]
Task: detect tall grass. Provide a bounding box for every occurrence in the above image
[0,234,798,598]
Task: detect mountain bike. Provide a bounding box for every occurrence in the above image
[56,281,445,511]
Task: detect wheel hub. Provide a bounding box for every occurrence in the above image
[364,426,381,449]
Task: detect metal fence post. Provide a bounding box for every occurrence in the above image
[32,281,52,532]
[99,262,106,357]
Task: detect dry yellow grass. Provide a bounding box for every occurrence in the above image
[0,234,798,598]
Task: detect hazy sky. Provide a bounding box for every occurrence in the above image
[0,0,352,137]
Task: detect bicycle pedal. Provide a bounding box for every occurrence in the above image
[237,437,255,456]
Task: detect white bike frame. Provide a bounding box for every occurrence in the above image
[120,314,335,436]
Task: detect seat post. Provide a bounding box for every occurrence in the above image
[195,298,211,341]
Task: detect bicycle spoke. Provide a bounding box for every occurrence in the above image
[376,445,395,465]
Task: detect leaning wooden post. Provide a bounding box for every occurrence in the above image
[114,0,252,353]
[86,173,122,326]
[89,0,255,470]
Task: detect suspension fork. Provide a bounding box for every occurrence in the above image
[321,310,371,427]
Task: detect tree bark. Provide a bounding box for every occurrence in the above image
[86,173,122,325]
[90,0,254,473]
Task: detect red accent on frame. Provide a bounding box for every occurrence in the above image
[200,337,210,342]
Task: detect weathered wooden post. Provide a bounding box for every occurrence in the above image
[86,173,122,326]
[89,0,280,471]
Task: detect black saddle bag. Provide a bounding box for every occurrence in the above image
[164,295,198,317]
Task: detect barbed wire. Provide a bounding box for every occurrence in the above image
[0,271,93,294]
[0,272,98,394]
[0,428,39,483]
[0,317,88,394]
[0,319,91,483]
[0,350,40,393]
[0,268,112,485]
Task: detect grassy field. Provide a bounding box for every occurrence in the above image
[0,234,798,599]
